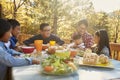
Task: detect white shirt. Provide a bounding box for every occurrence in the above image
[5,41,11,48]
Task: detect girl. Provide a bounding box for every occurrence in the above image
[93,29,110,57]
[0,19,40,80]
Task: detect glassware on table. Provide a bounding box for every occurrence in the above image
[34,40,43,52]
[49,40,56,46]
[70,49,77,58]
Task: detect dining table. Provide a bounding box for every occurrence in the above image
[12,51,120,80]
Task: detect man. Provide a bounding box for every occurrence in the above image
[23,23,64,46]
[5,19,20,50]
[72,19,94,48]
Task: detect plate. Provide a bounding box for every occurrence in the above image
[78,59,114,69]
[41,69,77,76]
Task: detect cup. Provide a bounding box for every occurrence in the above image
[49,41,56,46]
[70,49,77,57]
[34,40,43,52]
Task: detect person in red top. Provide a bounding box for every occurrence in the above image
[72,19,94,48]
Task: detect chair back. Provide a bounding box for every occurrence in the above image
[110,43,120,60]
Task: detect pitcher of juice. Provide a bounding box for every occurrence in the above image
[49,40,56,46]
[34,40,43,52]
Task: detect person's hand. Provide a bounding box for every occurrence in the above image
[32,59,40,64]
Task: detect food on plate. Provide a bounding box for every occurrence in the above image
[41,55,77,75]
[42,44,49,50]
[82,53,110,65]
[77,50,85,57]
[63,58,73,64]
[99,54,109,64]
[83,53,98,65]
[68,62,77,70]
[44,66,54,72]
[48,46,56,54]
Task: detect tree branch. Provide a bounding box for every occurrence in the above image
[13,0,16,10]
[17,0,26,10]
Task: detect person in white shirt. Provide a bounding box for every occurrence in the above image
[68,34,85,49]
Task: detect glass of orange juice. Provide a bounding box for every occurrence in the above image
[49,40,56,46]
[34,40,43,52]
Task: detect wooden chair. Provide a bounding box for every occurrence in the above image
[110,43,120,60]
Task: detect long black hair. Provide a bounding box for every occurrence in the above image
[95,29,111,56]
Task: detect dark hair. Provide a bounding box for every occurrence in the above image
[78,19,88,27]
[95,29,110,56]
[73,34,81,40]
[7,19,20,29]
[0,19,11,38]
[40,23,49,30]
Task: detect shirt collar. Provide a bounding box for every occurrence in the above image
[10,36,18,42]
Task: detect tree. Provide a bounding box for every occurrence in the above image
[13,0,27,19]
[108,10,120,43]
[0,3,2,18]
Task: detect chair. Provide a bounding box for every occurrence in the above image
[110,43,120,60]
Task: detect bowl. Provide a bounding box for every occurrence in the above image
[21,46,35,54]
[55,50,70,58]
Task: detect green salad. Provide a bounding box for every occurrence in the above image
[41,55,77,75]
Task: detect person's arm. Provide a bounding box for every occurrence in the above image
[54,35,65,45]
[9,48,22,56]
[100,47,110,57]
[0,47,39,67]
[23,35,37,46]
[78,43,86,49]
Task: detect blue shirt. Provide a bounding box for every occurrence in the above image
[0,41,32,80]
[10,36,18,49]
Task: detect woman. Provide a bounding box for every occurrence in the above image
[0,19,40,80]
[93,29,110,57]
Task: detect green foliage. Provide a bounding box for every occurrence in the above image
[0,0,120,42]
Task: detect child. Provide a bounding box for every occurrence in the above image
[5,19,20,50]
[93,29,110,57]
[68,34,85,49]
[0,19,39,80]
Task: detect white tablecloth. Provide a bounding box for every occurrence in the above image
[12,59,120,80]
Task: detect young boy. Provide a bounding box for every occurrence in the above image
[0,19,39,80]
[5,19,20,50]
[69,34,85,49]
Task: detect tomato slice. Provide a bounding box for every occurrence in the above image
[44,66,53,72]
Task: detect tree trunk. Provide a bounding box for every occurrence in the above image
[52,0,58,34]
[13,0,17,19]
[0,4,2,18]
[53,14,58,34]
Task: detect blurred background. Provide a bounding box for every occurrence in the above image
[0,0,120,43]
